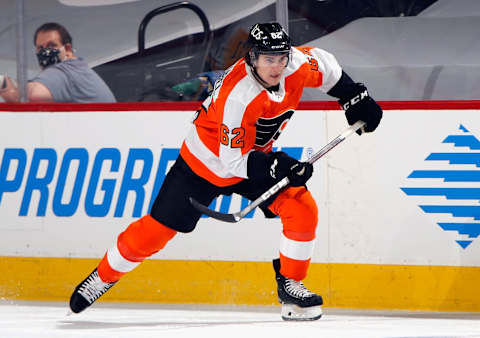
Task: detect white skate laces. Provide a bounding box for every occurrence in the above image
[284,278,315,299]
[78,270,113,304]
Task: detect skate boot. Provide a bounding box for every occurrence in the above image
[69,268,116,313]
[273,258,323,321]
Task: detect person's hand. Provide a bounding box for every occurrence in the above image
[339,83,383,134]
[268,152,313,186]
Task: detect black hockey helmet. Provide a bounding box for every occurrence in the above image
[245,22,291,66]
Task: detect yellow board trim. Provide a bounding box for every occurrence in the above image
[1,256,479,312]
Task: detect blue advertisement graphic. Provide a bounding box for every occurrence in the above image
[401,125,480,249]
[0,146,303,219]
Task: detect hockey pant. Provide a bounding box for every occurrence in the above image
[97,186,316,283]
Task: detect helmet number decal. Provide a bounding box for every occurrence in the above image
[270,32,283,39]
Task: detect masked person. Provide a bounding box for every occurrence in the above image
[69,22,382,321]
[0,22,115,103]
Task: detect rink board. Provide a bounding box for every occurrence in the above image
[1,257,480,312]
[0,102,479,310]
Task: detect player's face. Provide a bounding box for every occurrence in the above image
[255,53,289,87]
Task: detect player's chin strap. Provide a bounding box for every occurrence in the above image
[189,120,366,223]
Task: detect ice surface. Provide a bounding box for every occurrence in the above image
[1,301,480,338]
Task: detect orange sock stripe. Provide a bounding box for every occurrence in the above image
[279,253,311,281]
[97,253,126,283]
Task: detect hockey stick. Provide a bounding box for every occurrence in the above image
[189,120,366,223]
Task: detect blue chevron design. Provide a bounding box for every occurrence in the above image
[443,135,480,150]
[401,187,480,200]
[426,153,480,167]
[401,124,480,249]
[456,240,473,249]
[437,222,480,238]
[408,170,480,181]
[419,205,480,220]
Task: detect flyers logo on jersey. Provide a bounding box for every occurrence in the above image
[255,110,294,151]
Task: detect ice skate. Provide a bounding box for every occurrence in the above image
[273,258,323,321]
[69,268,116,313]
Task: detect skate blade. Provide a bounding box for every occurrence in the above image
[281,303,322,321]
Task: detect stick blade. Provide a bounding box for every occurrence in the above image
[189,197,239,223]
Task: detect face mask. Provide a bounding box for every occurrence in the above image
[36,46,64,68]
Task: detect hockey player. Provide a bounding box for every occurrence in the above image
[69,22,382,320]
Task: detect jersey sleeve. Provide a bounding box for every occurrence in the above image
[297,46,343,93]
[313,48,342,92]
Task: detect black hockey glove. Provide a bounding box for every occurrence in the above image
[338,83,383,134]
[247,151,313,187]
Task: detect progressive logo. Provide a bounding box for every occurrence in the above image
[0,146,303,219]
